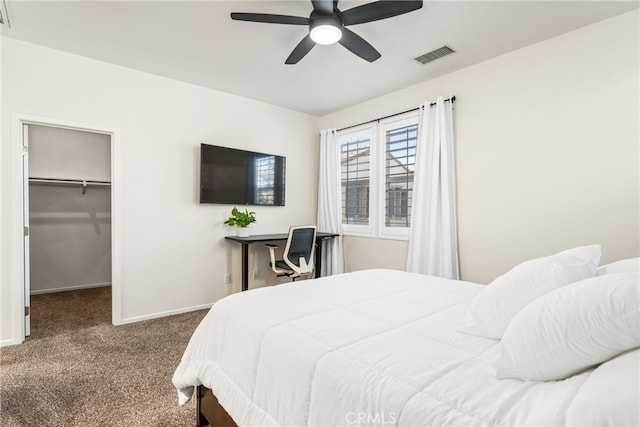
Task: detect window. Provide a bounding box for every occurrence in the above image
[339,113,418,240]
[339,125,376,236]
[254,155,276,205]
[380,117,417,238]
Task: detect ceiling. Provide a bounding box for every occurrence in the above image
[2,1,638,116]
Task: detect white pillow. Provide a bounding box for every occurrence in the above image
[493,273,640,381]
[457,245,601,339]
[597,257,640,277]
[566,349,640,427]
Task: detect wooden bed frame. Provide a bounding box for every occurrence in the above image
[196,385,237,427]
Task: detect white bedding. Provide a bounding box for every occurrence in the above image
[173,269,601,426]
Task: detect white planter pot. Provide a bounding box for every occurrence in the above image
[237,227,250,237]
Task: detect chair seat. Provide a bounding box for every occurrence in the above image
[272,260,292,271]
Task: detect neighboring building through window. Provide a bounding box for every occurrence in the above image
[341,138,370,225]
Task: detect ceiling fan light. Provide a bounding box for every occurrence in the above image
[310,24,342,45]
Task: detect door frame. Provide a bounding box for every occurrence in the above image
[22,123,30,336]
[10,113,122,344]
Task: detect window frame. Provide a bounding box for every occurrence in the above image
[338,123,377,237]
[377,112,419,240]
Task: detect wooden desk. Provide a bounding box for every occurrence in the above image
[225,232,340,291]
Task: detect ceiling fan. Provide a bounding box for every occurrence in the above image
[230,0,423,64]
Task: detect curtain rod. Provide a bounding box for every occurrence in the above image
[336,96,455,133]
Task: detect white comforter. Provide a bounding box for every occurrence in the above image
[173,269,593,426]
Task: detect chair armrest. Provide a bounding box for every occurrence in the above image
[265,244,278,267]
[299,257,310,273]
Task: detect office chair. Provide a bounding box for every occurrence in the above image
[266,226,317,281]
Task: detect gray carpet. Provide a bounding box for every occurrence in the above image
[0,287,207,426]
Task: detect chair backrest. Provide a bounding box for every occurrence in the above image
[282,226,317,274]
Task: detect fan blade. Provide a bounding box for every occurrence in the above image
[311,0,334,16]
[230,13,309,25]
[286,35,316,64]
[339,28,381,62]
[341,1,422,26]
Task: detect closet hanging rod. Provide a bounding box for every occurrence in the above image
[28,178,111,186]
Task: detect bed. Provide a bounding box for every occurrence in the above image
[173,250,640,426]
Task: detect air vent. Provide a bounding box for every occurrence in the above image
[414,46,455,65]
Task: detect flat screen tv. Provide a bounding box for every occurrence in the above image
[200,144,286,206]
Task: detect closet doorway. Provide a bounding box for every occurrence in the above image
[16,117,120,341]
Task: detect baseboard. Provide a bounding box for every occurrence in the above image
[0,338,19,348]
[30,282,111,295]
[119,303,214,325]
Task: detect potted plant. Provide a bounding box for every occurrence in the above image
[224,207,256,237]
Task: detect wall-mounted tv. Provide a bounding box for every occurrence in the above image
[200,144,286,206]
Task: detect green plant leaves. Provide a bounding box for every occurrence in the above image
[224,207,256,227]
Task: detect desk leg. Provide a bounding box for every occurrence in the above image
[241,243,249,292]
[315,239,323,279]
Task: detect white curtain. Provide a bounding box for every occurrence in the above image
[406,96,460,279]
[317,129,344,276]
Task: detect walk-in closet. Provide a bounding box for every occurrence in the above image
[26,124,112,334]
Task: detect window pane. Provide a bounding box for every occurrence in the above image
[341,136,371,225]
[254,155,275,205]
[384,124,417,227]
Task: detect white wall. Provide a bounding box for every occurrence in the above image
[1,38,319,344]
[319,10,640,284]
[28,124,111,182]
[29,184,112,293]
